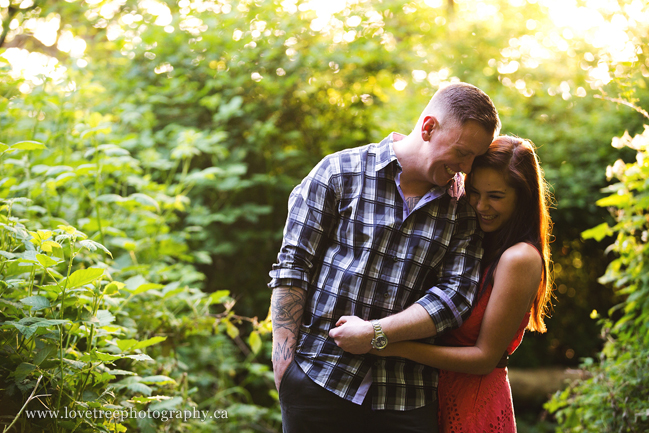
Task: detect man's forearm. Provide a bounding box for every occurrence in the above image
[271,286,306,388]
[329,303,437,354]
[380,303,437,343]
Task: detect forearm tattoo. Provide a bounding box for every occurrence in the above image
[405,196,423,212]
[271,287,306,362]
[274,337,293,363]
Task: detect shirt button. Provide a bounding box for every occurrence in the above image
[384,292,390,298]
[391,255,398,262]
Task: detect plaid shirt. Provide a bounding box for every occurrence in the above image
[269,134,483,410]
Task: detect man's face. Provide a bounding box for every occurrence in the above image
[424,119,493,187]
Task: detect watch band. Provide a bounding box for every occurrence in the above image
[371,320,388,350]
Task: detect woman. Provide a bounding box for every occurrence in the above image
[372,136,553,432]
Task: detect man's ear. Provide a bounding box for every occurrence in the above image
[421,116,439,141]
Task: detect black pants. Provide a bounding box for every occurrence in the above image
[279,359,438,433]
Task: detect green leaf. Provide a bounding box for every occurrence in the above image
[126,382,153,395]
[13,318,69,338]
[96,309,116,326]
[104,282,124,295]
[133,283,164,295]
[116,336,166,352]
[62,358,85,369]
[75,163,97,175]
[582,223,613,242]
[80,350,122,362]
[124,275,147,291]
[79,239,113,257]
[96,194,126,203]
[115,339,138,352]
[225,321,239,339]
[11,141,46,151]
[63,268,105,289]
[36,253,60,268]
[33,344,57,365]
[596,193,631,208]
[149,396,182,411]
[106,369,137,376]
[112,237,137,251]
[131,336,167,350]
[128,193,160,211]
[20,296,50,311]
[208,290,230,305]
[0,298,22,309]
[41,240,62,253]
[249,331,262,354]
[124,354,154,362]
[14,363,37,384]
[140,375,176,385]
[0,250,16,259]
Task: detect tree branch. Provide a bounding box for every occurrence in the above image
[0,7,19,49]
[1,1,45,49]
[595,95,649,120]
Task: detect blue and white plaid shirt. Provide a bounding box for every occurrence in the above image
[269,134,483,411]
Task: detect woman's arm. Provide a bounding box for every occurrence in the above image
[373,242,542,375]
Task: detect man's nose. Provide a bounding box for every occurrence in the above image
[461,157,475,174]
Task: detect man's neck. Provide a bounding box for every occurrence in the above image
[392,134,435,197]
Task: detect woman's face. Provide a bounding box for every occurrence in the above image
[468,167,517,233]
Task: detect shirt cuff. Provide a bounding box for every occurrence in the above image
[268,267,311,291]
[415,287,463,335]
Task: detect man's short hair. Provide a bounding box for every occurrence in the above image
[430,83,501,137]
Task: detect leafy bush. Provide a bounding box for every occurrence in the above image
[546,121,649,432]
[0,62,277,432]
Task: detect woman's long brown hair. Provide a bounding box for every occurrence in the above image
[467,136,554,333]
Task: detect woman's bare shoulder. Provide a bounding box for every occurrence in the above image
[493,242,543,302]
[500,242,542,273]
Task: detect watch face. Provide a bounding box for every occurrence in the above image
[374,336,388,349]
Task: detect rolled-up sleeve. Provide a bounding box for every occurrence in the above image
[268,156,340,291]
[416,200,483,334]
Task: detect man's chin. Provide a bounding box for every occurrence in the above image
[441,174,454,185]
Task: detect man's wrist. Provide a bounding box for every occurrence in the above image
[370,319,389,350]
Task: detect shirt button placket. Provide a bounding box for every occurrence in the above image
[382,253,398,299]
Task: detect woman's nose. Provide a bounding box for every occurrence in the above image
[475,197,488,211]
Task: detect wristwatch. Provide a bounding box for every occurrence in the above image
[370,320,388,350]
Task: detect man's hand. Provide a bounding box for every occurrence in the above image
[329,315,374,354]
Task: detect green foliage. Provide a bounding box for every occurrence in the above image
[0,54,276,432]
[546,125,649,431]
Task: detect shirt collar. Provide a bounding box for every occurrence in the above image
[375,132,464,200]
[374,132,402,173]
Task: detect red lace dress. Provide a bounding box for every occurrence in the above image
[436,271,529,433]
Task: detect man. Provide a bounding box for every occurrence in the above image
[269,82,500,433]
